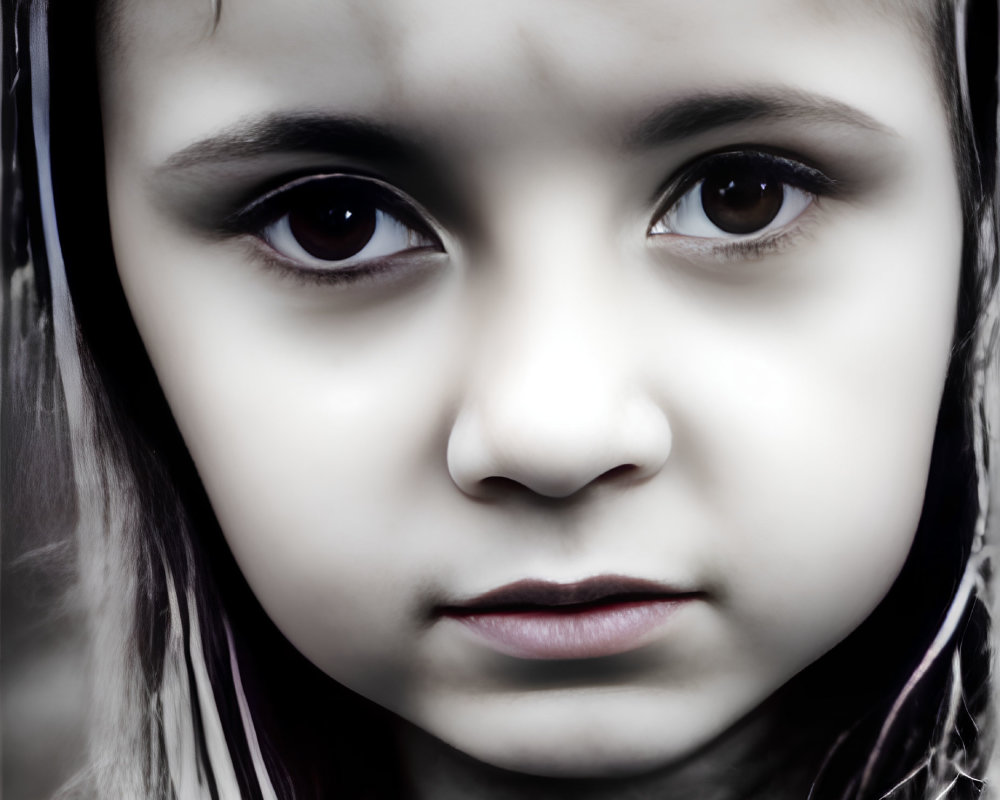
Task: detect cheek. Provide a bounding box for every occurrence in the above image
[664,190,962,664]
[108,217,471,680]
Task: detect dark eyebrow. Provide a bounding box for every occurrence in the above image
[162,89,893,172]
[159,113,424,171]
[153,111,477,235]
[626,88,897,148]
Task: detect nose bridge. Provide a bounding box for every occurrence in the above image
[474,156,621,385]
[447,168,672,498]
[477,275,623,446]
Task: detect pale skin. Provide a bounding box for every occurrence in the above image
[99,1,962,797]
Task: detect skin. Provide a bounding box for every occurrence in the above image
[99,0,962,796]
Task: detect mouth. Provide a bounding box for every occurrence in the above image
[435,576,701,660]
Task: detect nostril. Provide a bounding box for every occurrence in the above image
[597,464,639,483]
[479,476,527,495]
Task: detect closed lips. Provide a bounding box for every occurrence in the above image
[436,576,701,660]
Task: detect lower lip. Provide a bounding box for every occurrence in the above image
[446,598,691,660]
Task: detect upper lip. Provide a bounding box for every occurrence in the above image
[435,575,698,615]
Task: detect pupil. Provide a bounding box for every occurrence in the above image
[700,164,783,235]
[288,190,378,261]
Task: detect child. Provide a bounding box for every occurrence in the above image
[5,0,999,797]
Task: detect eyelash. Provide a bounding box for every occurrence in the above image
[226,173,444,285]
[648,150,837,261]
[226,150,835,284]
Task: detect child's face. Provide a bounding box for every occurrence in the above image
[100,0,961,778]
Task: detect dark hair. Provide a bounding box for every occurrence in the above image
[2,1,998,798]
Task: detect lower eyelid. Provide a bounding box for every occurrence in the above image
[238,232,448,287]
[647,201,822,265]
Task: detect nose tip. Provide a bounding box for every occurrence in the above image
[446,394,672,499]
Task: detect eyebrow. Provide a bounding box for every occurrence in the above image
[159,114,425,171]
[158,87,897,174]
[626,88,897,148]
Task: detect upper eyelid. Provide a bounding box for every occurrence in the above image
[650,148,837,219]
[224,171,444,240]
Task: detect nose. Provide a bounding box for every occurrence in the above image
[446,281,673,500]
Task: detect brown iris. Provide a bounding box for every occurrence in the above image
[287,185,378,261]
[700,163,784,235]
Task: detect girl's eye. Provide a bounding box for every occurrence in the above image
[649,152,828,242]
[236,175,441,272]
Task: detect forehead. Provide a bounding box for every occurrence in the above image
[98,0,943,166]
[99,1,938,95]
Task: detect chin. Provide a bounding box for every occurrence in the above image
[406,680,752,781]
[470,747,678,780]
[426,717,701,780]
